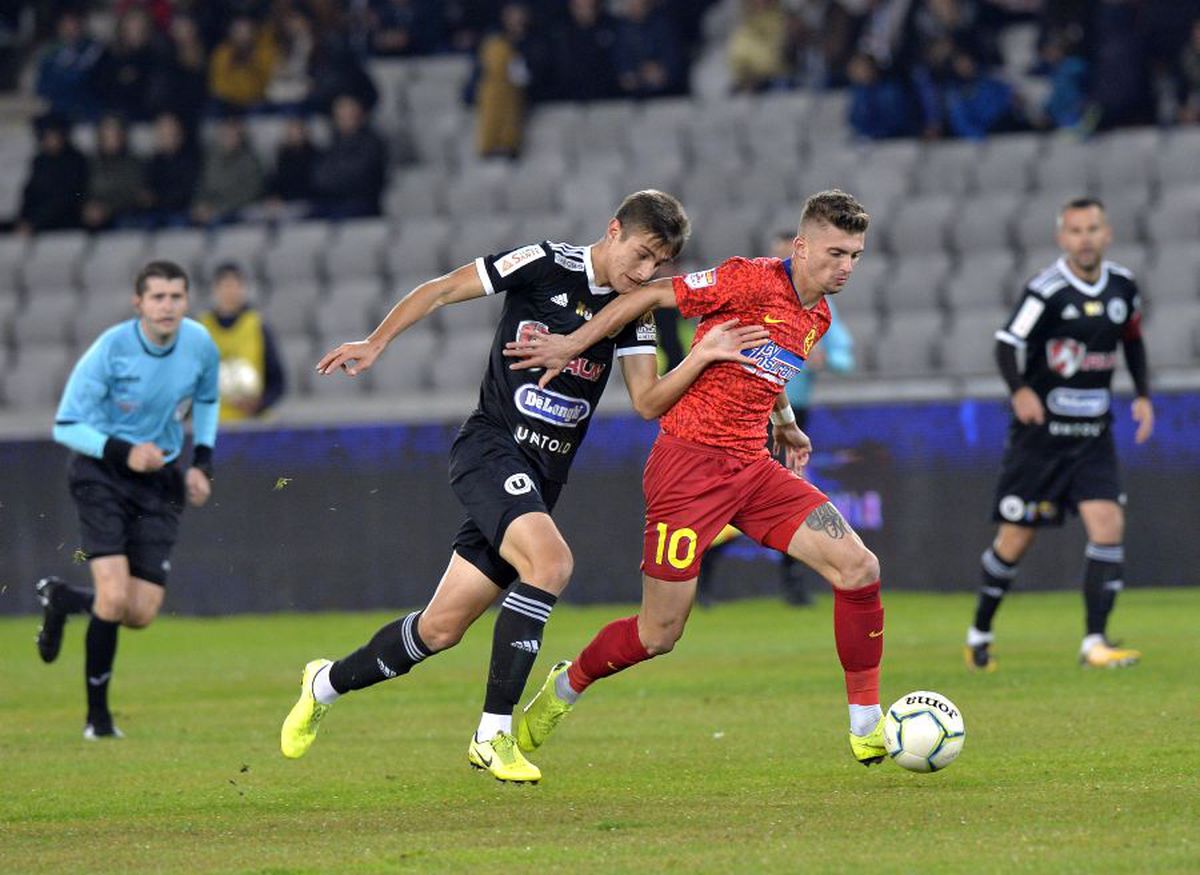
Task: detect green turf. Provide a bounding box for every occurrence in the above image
[2,590,1197,874]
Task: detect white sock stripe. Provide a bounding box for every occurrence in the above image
[1104,579,1125,592]
[502,601,552,623]
[981,586,1007,599]
[981,549,1018,580]
[503,592,553,619]
[401,612,427,662]
[1085,543,1124,562]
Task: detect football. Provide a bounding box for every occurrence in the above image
[218,358,262,403]
[883,690,965,772]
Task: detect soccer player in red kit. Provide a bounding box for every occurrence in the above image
[504,190,888,766]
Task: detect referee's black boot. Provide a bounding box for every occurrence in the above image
[34,577,69,664]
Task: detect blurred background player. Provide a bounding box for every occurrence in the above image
[508,190,889,767]
[35,261,219,739]
[198,262,286,421]
[698,229,856,607]
[279,191,768,783]
[965,198,1154,672]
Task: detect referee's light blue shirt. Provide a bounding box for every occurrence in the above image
[54,317,220,463]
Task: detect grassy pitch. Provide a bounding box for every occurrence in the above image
[2,589,1196,873]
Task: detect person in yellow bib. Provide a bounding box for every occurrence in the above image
[199,262,286,421]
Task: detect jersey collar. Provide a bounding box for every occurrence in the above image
[1056,256,1109,297]
[583,245,613,296]
[134,318,180,357]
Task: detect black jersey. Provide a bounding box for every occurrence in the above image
[468,240,658,482]
[996,257,1142,438]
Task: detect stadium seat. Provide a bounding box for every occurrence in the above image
[20,230,90,292]
[1016,247,1062,286]
[579,101,637,156]
[948,191,1021,253]
[680,165,742,214]
[511,214,579,249]
[444,216,517,271]
[732,163,798,211]
[1098,186,1150,242]
[874,310,944,377]
[426,328,493,392]
[387,216,452,277]
[879,253,951,312]
[973,133,1041,193]
[199,225,272,285]
[368,324,438,395]
[804,90,850,144]
[443,165,508,217]
[943,250,1017,311]
[262,222,333,289]
[938,307,1011,376]
[1030,137,1093,194]
[1143,303,1199,368]
[74,289,137,345]
[1145,185,1200,245]
[914,141,979,195]
[143,228,208,278]
[688,204,766,264]
[310,333,371,397]
[504,163,562,216]
[0,235,30,290]
[524,104,583,162]
[278,336,315,396]
[1089,128,1160,193]
[836,309,880,370]
[79,230,148,292]
[1012,192,1069,250]
[1155,127,1200,187]
[386,168,446,218]
[433,287,505,334]
[886,195,957,255]
[324,219,392,280]
[262,279,323,337]
[4,344,74,408]
[1103,243,1148,280]
[1142,243,1200,307]
[628,121,686,170]
[313,279,383,337]
[11,288,80,344]
[836,254,888,314]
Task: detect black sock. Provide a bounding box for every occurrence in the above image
[54,584,94,615]
[328,611,431,693]
[483,582,557,717]
[1083,543,1124,636]
[973,547,1018,633]
[85,617,119,721]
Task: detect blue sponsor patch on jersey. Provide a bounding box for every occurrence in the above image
[740,341,805,385]
[514,384,592,427]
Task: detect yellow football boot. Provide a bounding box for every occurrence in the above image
[849,717,887,766]
[516,660,574,752]
[281,659,333,759]
[468,731,541,783]
[1081,640,1141,669]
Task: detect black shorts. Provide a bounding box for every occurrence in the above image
[448,422,563,588]
[991,422,1122,528]
[68,455,185,585]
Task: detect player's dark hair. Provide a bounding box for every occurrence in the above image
[1060,196,1105,215]
[614,189,690,258]
[135,260,190,296]
[799,189,870,235]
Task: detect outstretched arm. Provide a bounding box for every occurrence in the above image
[769,391,813,472]
[622,318,769,420]
[504,277,679,387]
[317,263,486,376]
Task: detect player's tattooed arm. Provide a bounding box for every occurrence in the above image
[805,502,847,540]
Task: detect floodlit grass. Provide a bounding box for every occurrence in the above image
[2,590,1196,873]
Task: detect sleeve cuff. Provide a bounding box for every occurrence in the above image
[192,444,214,479]
[102,437,135,470]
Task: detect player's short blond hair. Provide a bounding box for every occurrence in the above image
[614,189,691,258]
[799,189,870,235]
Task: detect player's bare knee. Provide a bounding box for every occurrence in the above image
[92,593,128,622]
[123,610,154,629]
[640,618,686,656]
[833,546,880,591]
[528,546,574,594]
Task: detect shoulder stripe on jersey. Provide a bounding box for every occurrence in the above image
[474,257,495,295]
[1105,260,1135,279]
[1029,265,1067,298]
[547,241,586,271]
[995,329,1025,348]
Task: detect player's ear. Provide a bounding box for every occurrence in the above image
[607,218,623,242]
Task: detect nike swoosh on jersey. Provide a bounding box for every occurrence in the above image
[763,315,786,324]
[868,630,884,638]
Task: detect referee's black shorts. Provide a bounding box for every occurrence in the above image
[68,455,186,585]
[991,422,1122,528]
[448,421,562,588]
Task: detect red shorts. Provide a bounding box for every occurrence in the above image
[641,434,829,582]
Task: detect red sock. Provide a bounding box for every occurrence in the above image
[566,615,651,693]
[833,581,883,705]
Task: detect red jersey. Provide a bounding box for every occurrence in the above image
[661,256,831,460]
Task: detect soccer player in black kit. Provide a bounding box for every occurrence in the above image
[279,190,769,781]
[965,198,1154,672]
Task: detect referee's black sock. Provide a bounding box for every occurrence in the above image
[53,584,94,615]
[479,583,557,736]
[1083,542,1124,637]
[328,611,431,693]
[85,617,119,721]
[972,547,1018,633]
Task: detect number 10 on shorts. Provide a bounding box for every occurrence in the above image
[653,522,698,571]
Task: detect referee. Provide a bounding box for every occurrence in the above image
[35,260,220,739]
